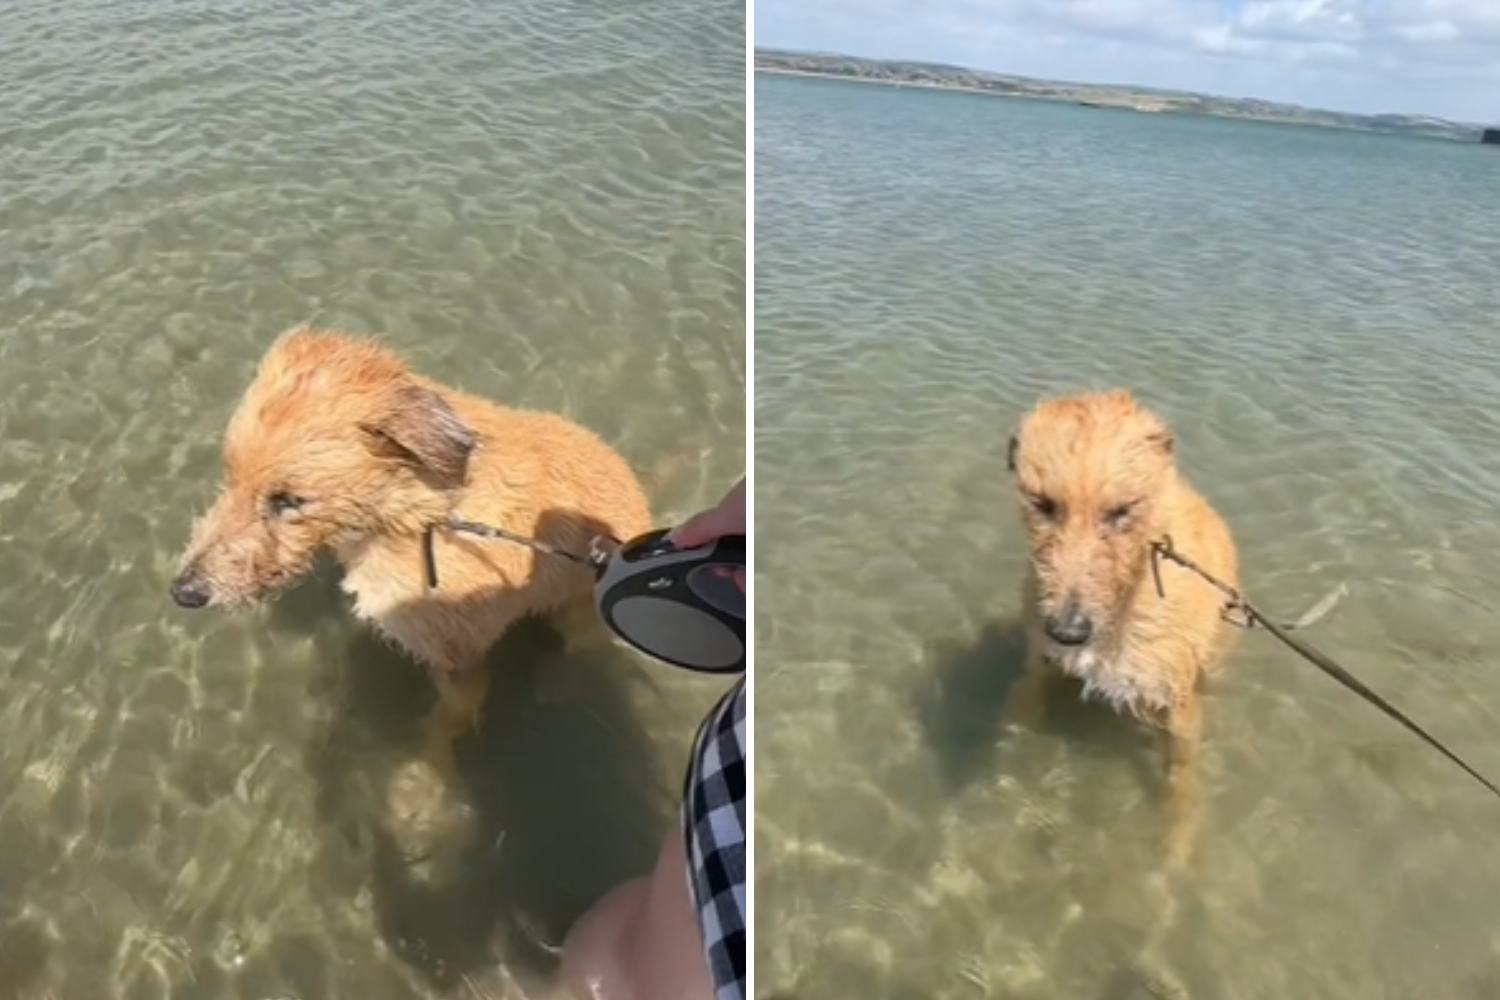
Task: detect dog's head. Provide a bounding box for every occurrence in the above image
[170,325,476,610]
[1007,389,1176,650]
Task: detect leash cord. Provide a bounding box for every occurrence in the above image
[420,515,617,589]
[1149,535,1500,802]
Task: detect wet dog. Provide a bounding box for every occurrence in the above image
[170,324,653,832]
[1005,389,1239,866]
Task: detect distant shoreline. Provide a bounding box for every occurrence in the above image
[757,65,1189,117]
[756,66,1030,102]
[755,64,1334,129]
[755,49,1489,144]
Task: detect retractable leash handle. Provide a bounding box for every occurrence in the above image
[591,529,746,675]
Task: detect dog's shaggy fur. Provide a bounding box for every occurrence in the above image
[1005,389,1239,865]
[171,324,653,762]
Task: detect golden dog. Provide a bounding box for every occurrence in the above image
[1005,389,1239,865]
[170,324,653,779]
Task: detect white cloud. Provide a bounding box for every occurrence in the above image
[1022,0,1495,67]
[756,0,1500,119]
[1236,0,1362,44]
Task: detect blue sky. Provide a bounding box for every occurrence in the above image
[754,0,1500,123]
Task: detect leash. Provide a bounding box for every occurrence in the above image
[1149,535,1500,802]
[420,515,618,589]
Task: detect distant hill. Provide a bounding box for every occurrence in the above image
[755,48,1489,144]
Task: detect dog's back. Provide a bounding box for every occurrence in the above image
[336,372,655,675]
[176,324,654,675]
[1132,472,1240,689]
[431,383,655,617]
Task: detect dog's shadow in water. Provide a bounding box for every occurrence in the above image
[915,617,1159,796]
[268,552,673,994]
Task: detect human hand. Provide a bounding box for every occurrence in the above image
[666,476,747,593]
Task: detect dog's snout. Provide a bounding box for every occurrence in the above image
[170,570,212,610]
[1043,599,1093,646]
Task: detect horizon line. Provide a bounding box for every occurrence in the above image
[754,45,1489,129]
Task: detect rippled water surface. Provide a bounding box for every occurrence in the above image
[754,71,1500,1000]
[0,3,743,997]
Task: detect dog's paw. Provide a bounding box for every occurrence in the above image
[1001,668,1054,735]
[384,758,477,881]
[1122,954,1192,1000]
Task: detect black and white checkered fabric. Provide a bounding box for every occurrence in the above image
[683,677,747,1000]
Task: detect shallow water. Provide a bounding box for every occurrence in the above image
[754,71,1500,1000]
[0,3,743,996]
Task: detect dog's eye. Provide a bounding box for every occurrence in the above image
[1104,502,1137,528]
[1028,494,1059,519]
[267,491,305,517]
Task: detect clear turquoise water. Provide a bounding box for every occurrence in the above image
[0,3,743,997]
[754,70,1500,1000]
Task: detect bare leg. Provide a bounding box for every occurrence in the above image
[555,829,715,1000]
[1162,695,1202,871]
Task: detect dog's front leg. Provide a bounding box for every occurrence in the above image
[1162,695,1202,870]
[418,666,492,779]
[1003,632,1053,731]
[435,667,491,731]
[552,593,619,656]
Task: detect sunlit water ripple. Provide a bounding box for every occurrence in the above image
[0,3,743,997]
[755,71,1500,1000]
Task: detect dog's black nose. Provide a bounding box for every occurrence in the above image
[170,572,212,609]
[1043,606,1093,646]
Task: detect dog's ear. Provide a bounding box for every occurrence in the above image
[1006,434,1019,472]
[361,383,476,489]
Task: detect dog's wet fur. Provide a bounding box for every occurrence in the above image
[170,324,654,861]
[1005,389,1239,866]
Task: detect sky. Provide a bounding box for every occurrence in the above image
[754,0,1500,123]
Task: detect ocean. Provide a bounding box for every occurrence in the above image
[0,2,743,996]
[754,69,1500,1000]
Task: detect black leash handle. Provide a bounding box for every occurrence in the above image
[1150,537,1500,802]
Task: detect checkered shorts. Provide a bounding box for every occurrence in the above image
[683,677,747,1000]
